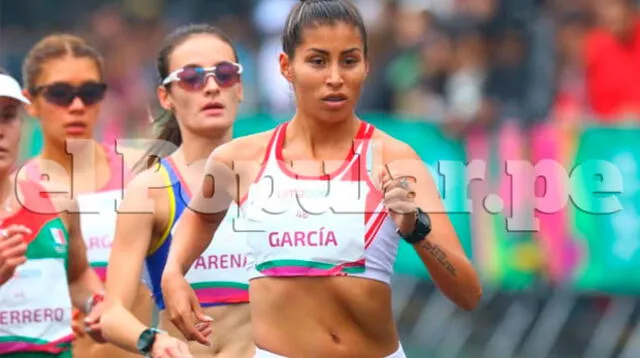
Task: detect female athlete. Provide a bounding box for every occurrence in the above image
[101,24,253,358]
[163,0,483,357]
[17,34,154,358]
[0,70,105,357]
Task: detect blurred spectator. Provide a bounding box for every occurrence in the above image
[253,0,297,116]
[358,0,398,113]
[585,0,640,122]
[385,9,446,117]
[481,26,528,125]
[520,0,558,126]
[553,11,590,125]
[444,24,488,126]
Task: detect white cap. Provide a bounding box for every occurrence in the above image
[0,74,30,104]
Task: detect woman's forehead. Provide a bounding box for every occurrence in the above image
[169,35,235,71]
[0,97,21,108]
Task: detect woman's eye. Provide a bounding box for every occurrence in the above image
[1,110,18,122]
[343,57,359,66]
[309,57,325,66]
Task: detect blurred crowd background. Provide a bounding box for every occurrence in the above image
[2,0,640,357]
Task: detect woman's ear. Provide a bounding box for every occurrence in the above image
[22,89,37,118]
[279,52,294,83]
[235,81,244,104]
[157,85,173,111]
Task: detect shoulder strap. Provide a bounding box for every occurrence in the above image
[158,158,190,223]
[266,122,287,164]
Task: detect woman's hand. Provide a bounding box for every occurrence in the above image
[161,269,213,345]
[71,309,85,339]
[380,168,419,235]
[150,333,193,358]
[84,300,107,343]
[0,225,31,284]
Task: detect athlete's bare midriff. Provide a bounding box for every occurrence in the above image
[159,304,254,358]
[250,276,399,358]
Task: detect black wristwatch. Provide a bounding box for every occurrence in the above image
[396,207,432,244]
[137,328,162,356]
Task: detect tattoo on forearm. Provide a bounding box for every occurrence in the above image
[420,240,457,276]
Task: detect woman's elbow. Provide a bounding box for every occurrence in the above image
[67,265,90,285]
[457,283,483,311]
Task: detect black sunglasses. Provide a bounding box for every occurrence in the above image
[30,82,108,107]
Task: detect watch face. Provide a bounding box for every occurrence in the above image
[421,213,431,227]
[137,329,155,353]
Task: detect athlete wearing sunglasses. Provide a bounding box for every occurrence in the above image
[101,24,254,358]
[29,81,107,107]
[17,34,154,358]
[162,61,243,91]
[0,70,112,358]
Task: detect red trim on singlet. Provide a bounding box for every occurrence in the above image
[345,123,387,249]
[0,181,60,245]
[274,121,368,180]
[238,128,281,206]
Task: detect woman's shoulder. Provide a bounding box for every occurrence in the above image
[210,129,277,165]
[115,166,170,216]
[16,179,77,219]
[369,124,418,161]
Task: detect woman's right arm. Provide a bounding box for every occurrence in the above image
[101,171,162,352]
[161,148,236,343]
[0,225,30,285]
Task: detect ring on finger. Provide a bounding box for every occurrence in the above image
[398,177,410,190]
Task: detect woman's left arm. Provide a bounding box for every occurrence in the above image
[382,139,482,311]
[60,197,106,341]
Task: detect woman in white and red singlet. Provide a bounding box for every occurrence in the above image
[16,34,153,358]
[161,1,483,357]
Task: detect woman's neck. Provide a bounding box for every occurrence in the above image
[0,174,17,219]
[40,138,106,177]
[288,113,360,158]
[178,128,232,166]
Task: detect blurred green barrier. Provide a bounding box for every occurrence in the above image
[569,127,640,294]
[465,121,541,291]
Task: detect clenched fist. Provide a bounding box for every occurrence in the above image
[380,168,418,236]
[0,225,32,285]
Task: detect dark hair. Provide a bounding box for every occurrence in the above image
[283,0,368,58]
[136,24,238,172]
[22,34,104,93]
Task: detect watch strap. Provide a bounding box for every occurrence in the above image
[137,327,163,355]
[396,207,431,244]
